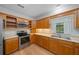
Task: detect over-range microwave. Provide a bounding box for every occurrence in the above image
[17,22,29,28]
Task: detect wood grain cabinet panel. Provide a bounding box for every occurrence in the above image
[32,35,39,45]
[30,34,79,55]
[36,18,49,28]
[74,43,79,55]
[5,37,19,54]
[36,35,43,46]
[0,13,6,19]
[76,9,79,28]
[43,37,49,49]
[61,45,74,55]
[58,40,74,55]
[31,21,36,33]
[48,38,74,55]
[30,34,37,44]
[31,35,49,49]
[31,28,36,33]
[48,38,60,54]
[40,36,49,49]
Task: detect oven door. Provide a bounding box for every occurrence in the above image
[19,35,30,49]
[21,36,29,45]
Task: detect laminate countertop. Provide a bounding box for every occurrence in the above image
[4,35,18,39]
[31,33,79,43]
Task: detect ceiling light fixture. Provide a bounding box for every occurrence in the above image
[17,4,24,8]
[56,4,61,7]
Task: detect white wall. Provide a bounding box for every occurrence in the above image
[52,4,79,15]
[41,4,79,19]
[51,14,79,36]
[0,6,32,20]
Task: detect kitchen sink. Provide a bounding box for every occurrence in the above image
[51,34,71,40]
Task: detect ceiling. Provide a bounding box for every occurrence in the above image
[0,4,60,20]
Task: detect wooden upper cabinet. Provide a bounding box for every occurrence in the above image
[0,13,6,19]
[17,18,23,23]
[76,9,79,28]
[31,20,36,33]
[5,16,17,29]
[17,18,28,23]
[17,17,30,28]
[36,20,41,28]
[31,20,36,28]
[36,17,50,28]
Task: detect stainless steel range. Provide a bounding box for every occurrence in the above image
[17,31,30,49]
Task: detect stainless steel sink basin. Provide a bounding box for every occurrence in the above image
[51,34,71,40]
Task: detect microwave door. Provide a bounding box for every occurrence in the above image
[18,22,27,28]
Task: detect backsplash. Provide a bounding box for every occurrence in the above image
[36,29,51,34]
[4,29,30,38]
[4,30,17,38]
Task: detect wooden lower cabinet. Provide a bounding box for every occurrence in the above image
[42,37,49,50]
[58,40,74,55]
[34,35,49,50]
[30,34,36,44]
[74,43,79,55]
[30,34,79,55]
[35,35,43,46]
[5,37,19,54]
[49,38,74,55]
[61,45,74,55]
[48,38,59,54]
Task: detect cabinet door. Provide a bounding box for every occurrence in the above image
[31,21,35,28]
[76,9,79,28]
[36,35,42,46]
[34,35,39,45]
[17,18,24,23]
[31,28,36,33]
[49,38,59,54]
[36,20,41,28]
[42,18,49,28]
[59,40,74,55]
[34,35,43,47]
[61,45,74,55]
[30,34,36,44]
[0,13,6,19]
[31,21,36,33]
[74,43,79,55]
[5,37,19,54]
[49,38,74,55]
[42,36,49,50]
[36,18,49,28]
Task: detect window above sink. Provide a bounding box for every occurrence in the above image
[56,22,64,33]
